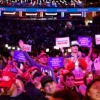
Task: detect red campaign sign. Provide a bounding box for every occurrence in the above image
[57,41,68,45]
[56,37,70,47]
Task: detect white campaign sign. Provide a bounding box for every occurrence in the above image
[24,44,32,52]
[95,35,100,45]
[56,37,70,47]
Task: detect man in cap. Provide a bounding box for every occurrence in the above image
[38,52,48,66]
[40,75,57,100]
[0,71,32,100]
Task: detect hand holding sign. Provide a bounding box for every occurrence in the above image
[23,44,32,52]
[18,40,32,52]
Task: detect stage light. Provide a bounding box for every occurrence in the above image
[46,48,49,52]
[17,47,20,50]
[5,44,8,48]
[88,20,93,23]
[8,46,11,50]
[54,46,59,50]
[68,48,71,52]
[12,47,15,50]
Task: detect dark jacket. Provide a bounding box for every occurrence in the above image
[25,82,46,100]
[0,92,32,100]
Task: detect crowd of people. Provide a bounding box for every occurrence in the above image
[0,0,100,8]
[0,16,100,56]
[0,17,85,55]
[0,39,100,100]
[0,0,84,8]
[0,15,100,100]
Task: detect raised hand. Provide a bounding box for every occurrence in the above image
[18,40,24,51]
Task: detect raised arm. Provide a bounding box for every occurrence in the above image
[18,40,41,69]
[23,51,41,68]
[87,44,92,58]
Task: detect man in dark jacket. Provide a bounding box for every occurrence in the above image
[24,69,46,100]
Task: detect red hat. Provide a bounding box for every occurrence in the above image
[39,52,48,58]
[0,71,16,88]
[28,66,39,73]
[21,71,31,80]
[60,69,69,75]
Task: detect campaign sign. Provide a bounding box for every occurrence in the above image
[78,36,92,47]
[23,44,32,52]
[56,37,70,48]
[13,50,26,62]
[95,35,100,45]
[48,57,64,68]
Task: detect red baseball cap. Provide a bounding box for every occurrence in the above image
[39,52,48,58]
[0,71,16,88]
[21,71,31,80]
[28,66,39,73]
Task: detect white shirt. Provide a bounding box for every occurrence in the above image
[94,57,100,71]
